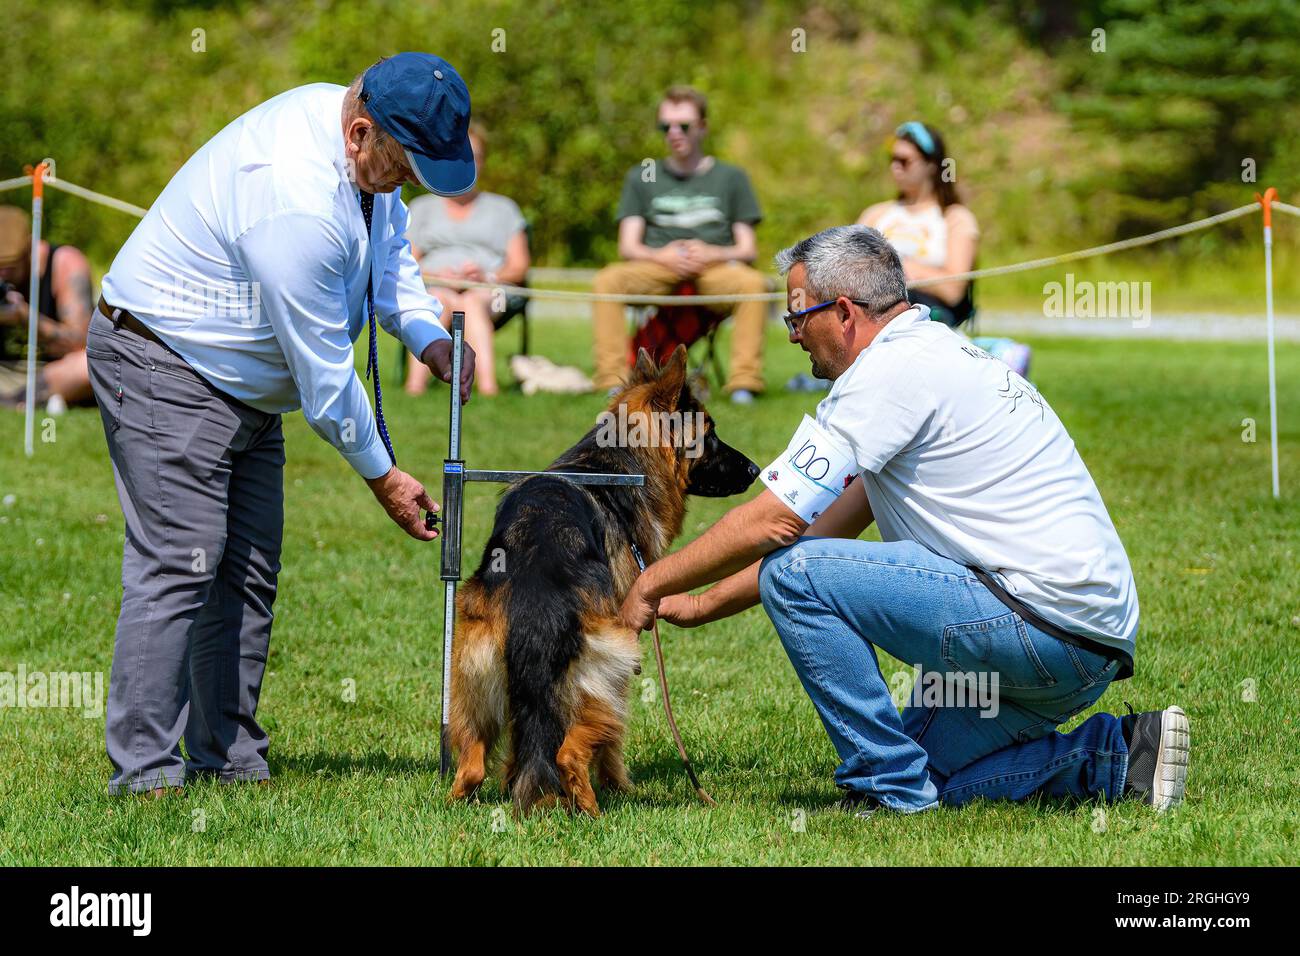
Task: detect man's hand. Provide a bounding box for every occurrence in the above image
[366,466,439,540]
[420,337,476,404]
[619,578,660,633]
[679,239,718,272]
[656,242,701,280]
[656,592,709,628]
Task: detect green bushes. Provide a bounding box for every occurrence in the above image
[2,0,1295,304]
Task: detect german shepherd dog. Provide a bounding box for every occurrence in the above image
[448,346,758,816]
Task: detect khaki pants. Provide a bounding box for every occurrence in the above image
[0,360,40,395]
[591,260,768,393]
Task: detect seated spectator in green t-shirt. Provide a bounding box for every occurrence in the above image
[406,123,530,397]
[592,86,767,403]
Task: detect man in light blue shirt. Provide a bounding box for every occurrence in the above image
[87,53,477,795]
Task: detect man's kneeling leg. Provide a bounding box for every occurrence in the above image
[758,539,939,812]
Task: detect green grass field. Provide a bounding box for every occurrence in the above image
[1,319,1297,866]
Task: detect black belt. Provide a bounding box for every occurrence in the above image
[93,297,263,417]
[968,566,1133,681]
[97,297,167,349]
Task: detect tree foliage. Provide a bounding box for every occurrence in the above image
[2,0,1294,269]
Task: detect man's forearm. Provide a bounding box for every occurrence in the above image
[39,313,87,357]
[620,241,664,263]
[695,561,762,623]
[687,476,874,623]
[639,502,799,601]
[702,243,755,265]
[6,309,85,357]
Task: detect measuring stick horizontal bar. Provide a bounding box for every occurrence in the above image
[464,469,645,486]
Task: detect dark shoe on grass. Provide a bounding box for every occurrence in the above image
[1121,705,1190,811]
[837,790,884,819]
[143,787,184,798]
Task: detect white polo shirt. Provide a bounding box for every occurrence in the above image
[101,83,449,479]
[766,306,1139,655]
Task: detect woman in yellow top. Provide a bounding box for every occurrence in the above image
[858,122,979,328]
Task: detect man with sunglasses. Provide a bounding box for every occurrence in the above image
[591,85,767,403]
[621,225,1189,818]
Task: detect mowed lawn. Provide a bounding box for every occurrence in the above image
[1,318,1297,866]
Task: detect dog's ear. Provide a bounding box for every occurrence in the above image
[630,348,659,385]
[650,345,688,410]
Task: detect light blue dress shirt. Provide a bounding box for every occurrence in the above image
[101,83,449,479]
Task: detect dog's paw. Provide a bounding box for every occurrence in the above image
[448,778,484,803]
[598,773,633,794]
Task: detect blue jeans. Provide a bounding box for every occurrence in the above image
[759,537,1129,812]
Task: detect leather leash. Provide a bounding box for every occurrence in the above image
[630,543,717,807]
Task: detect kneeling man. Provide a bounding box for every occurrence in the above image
[620,225,1189,815]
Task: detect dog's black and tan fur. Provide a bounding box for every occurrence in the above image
[448,346,758,816]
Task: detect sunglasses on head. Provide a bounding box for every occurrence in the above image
[658,121,693,135]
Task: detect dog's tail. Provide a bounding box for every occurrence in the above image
[504,574,585,814]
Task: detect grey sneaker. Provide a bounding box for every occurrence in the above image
[1121,705,1190,811]
[786,372,831,393]
[729,388,756,406]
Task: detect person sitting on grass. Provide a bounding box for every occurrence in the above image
[405,122,529,397]
[858,121,979,328]
[620,225,1189,818]
[592,85,767,404]
[0,205,95,410]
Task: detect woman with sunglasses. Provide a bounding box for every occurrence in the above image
[857,121,979,328]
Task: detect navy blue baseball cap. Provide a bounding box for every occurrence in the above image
[361,53,476,196]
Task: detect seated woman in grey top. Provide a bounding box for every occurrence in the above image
[405,123,530,396]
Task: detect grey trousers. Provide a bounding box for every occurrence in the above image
[87,308,284,794]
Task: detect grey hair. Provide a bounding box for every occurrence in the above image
[775,225,909,316]
[343,68,403,164]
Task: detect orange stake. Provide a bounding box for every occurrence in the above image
[23,162,47,200]
[1256,186,1276,228]
[1254,187,1280,498]
[21,162,48,457]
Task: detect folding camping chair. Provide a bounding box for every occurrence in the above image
[627,281,728,391]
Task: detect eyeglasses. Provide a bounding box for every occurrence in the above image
[658,121,693,135]
[783,297,906,335]
[782,298,871,335]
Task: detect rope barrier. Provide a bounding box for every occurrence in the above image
[44,178,149,219]
[908,203,1261,288]
[429,201,1270,302]
[0,172,150,218]
[0,167,1286,305]
[422,278,782,305]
